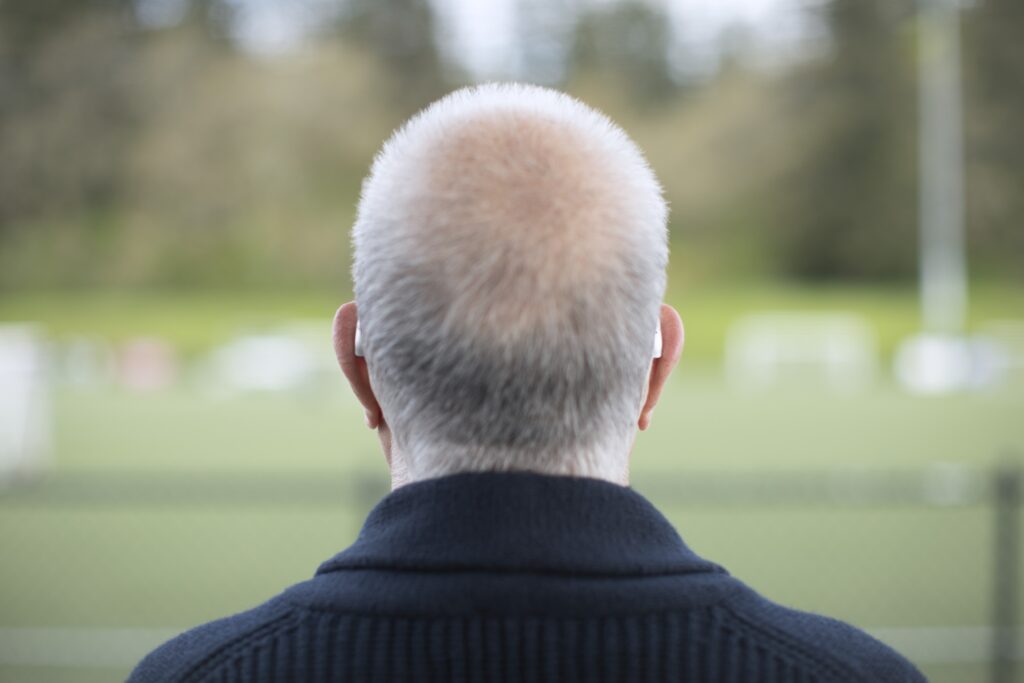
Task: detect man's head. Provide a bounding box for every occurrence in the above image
[334,83,683,487]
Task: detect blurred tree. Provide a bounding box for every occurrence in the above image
[122,34,395,287]
[335,0,447,113]
[1,0,1019,289]
[775,0,917,280]
[0,1,139,230]
[0,0,132,61]
[0,0,398,288]
[962,0,1024,278]
[567,1,677,108]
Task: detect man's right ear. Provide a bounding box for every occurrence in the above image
[332,302,382,429]
[638,304,684,431]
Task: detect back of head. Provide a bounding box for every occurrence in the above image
[353,83,668,482]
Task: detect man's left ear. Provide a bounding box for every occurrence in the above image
[638,304,684,431]
[332,302,383,429]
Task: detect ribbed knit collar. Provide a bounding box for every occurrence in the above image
[317,471,723,577]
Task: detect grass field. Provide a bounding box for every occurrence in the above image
[1,286,1023,682]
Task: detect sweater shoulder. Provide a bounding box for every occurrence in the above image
[721,585,927,683]
[126,598,299,683]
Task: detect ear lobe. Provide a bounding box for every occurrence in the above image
[638,304,684,431]
[333,302,383,429]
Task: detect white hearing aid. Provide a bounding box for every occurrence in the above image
[355,321,661,359]
[354,321,365,357]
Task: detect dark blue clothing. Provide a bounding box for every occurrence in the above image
[128,471,926,682]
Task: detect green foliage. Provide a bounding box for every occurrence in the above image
[774,0,919,280]
[334,0,449,113]
[962,0,1024,276]
[0,0,1022,288]
[0,4,140,227]
[568,1,678,107]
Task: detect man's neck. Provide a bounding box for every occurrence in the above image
[389,449,630,491]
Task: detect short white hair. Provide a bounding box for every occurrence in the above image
[353,83,668,481]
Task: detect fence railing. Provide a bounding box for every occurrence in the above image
[991,460,1021,683]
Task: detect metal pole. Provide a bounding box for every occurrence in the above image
[917,0,968,335]
[991,459,1021,683]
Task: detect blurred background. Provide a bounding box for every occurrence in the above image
[0,0,1022,681]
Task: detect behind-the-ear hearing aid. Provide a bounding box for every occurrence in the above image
[354,321,365,357]
[354,321,661,358]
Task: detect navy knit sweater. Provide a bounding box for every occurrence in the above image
[128,471,926,682]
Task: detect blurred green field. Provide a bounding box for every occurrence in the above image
[1,287,1023,683]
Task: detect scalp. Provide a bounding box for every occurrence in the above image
[419,111,623,333]
[355,83,667,340]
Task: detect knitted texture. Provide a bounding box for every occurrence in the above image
[128,472,927,682]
